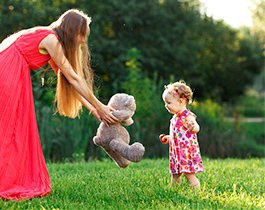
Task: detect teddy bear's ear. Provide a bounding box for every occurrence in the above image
[124,98,131,107]
[124,95,135,107]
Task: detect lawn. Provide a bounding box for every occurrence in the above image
[0,158,264,210]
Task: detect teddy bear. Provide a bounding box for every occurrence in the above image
[93,93,145,168]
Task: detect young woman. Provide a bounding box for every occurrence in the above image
[0,9,119,200]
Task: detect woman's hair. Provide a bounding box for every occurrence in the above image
[49,9,94,118]
[164,80,193,104]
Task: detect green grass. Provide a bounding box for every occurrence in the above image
[0,158,264,210]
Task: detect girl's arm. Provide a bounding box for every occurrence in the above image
[39,34,119,125]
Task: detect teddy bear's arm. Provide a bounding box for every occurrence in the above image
[93,136,102,146]
[112,110,132,121]
[121,117,134,126]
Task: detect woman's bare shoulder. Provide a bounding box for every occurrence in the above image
[39,33,60,55]
[41,33,58,45]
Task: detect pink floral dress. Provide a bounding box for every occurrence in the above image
[169,109,204,174]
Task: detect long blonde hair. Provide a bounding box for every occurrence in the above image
[49,9,94,118]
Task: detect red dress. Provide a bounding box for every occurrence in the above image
[0,29,56,200]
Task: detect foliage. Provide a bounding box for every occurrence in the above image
[250,0,265,42]
[192,100,239,158]
[83,0,263,102]
[0,0,263,102]
[193,99,265,158]
[121,48,171,158]
[0,158,264,209]
[231,90,265,117]
[239,121,265,158]
[122,48,154,119]
[34,96,102,162]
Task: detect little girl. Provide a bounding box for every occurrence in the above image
[160,80,204,189]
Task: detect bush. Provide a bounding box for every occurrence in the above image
[224,89,265,118]
[192,100,239,158]
[120,48,171,158]
[35,102,102,162]
[193,99,265,158]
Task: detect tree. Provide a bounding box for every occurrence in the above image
[1,0,262,102]
[249,0,265,93]
[251,0,265,41]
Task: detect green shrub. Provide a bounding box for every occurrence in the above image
[193,99,265,158]
[192,99,239,158]
[224,89,265,118]
[35,103,103,162]
[120,48,171,158]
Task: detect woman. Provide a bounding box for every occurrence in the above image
[0,9,118,200]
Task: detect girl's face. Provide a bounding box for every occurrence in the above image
[163,92,185,115]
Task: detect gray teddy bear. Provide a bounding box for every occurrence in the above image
[93,93,145,168]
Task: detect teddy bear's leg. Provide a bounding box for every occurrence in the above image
[104,149,130,168]
[109,139,130,159]
[109,139,145,163]
[127,142,145,163]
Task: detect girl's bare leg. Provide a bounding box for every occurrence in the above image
[171,174,182,187]
[184,173,200,190]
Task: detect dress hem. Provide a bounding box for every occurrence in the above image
[170,169,204,174]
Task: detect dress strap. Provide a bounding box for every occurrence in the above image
[185,109,197,119]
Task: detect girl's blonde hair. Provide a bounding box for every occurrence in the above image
[164,80,193,104]
[49,9,94,118]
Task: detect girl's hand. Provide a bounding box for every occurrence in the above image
[181,116,195,131]
[181,116,200,133]
[159,134,170,144]
[97,104,120,127]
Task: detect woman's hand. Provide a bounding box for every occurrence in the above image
[159,134,170,144]
[97,104,120,127]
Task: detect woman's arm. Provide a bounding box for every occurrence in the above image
[39,34,119,125]
[76,94,101,122]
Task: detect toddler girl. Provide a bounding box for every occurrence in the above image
[160,80,204,189]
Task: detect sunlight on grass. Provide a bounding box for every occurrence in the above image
[0,158,264,209]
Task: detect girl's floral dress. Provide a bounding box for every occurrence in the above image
[169,109,204,174]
